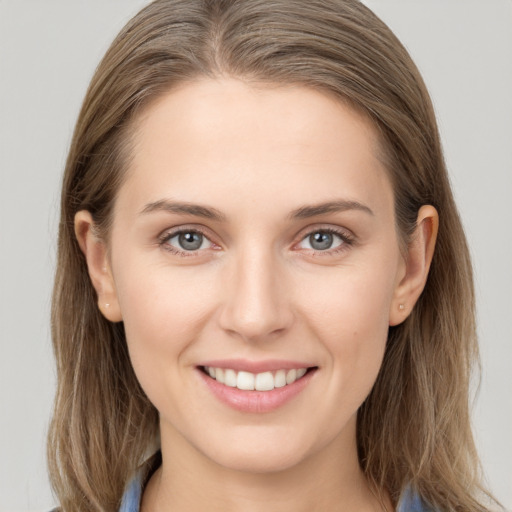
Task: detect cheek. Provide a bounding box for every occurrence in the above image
[112,260,218,399]
[116,256,216,335]
[304,263,395,341]
[301,265,395,394]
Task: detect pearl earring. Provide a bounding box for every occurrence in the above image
[398,303,405,311]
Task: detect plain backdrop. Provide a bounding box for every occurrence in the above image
[0,1,511,510]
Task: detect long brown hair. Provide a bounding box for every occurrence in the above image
[48,1,495,510]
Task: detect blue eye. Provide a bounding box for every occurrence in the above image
[164,231,213,252]
[298,230,345,251]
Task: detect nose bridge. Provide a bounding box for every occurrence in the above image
[219,244,291,341]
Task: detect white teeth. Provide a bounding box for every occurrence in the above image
[224,369,237,387]
[255,371,274,391]
[274,369,286,388]
[296,368,307,379]
[204,366,310,391]
[237,371,255,390]
[216,368,225,384]
[286,369,297,385]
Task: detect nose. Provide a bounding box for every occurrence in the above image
[218,247,293,343]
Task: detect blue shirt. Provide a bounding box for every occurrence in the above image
[118,473,433,512]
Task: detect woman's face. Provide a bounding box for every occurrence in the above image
[104,79,409,473]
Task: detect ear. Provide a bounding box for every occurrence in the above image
[74,210,123,322]
[389,205,439,326]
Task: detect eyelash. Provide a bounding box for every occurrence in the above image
[158,226,215,258]
[158,226,354,257]
[296,227,354,256]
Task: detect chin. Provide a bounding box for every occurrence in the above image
[195,425,323,475]
[210,446,310,475]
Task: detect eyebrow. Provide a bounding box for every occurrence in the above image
[139,200,227,222]
[289,200,374,219]
[139,198,373,222]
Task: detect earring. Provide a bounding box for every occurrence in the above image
[398,303,405,311]
[105,303,110,308]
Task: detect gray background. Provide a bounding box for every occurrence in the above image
[0,1,510,510]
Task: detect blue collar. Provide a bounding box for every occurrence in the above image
[119,474,142,512]
[397,486,434,512]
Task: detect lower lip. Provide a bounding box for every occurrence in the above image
[198,368,316,413]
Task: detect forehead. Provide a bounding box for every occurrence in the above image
[119,78,393,219]
[132,78,380,159]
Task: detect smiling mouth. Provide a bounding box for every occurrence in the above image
[201,366,316,392]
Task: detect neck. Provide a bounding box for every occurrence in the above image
[141,418,390,512]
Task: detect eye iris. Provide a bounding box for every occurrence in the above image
[309,232,333,250]
[178,232,203,250]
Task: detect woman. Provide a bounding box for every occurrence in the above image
[48,1,498,510]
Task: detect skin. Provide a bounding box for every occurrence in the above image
[76,78,438,512]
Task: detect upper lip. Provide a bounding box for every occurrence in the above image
[197,359,316,374]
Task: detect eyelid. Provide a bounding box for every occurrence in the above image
[292,225,355,254]
[156,223,355,258]
[158,225,220,256]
